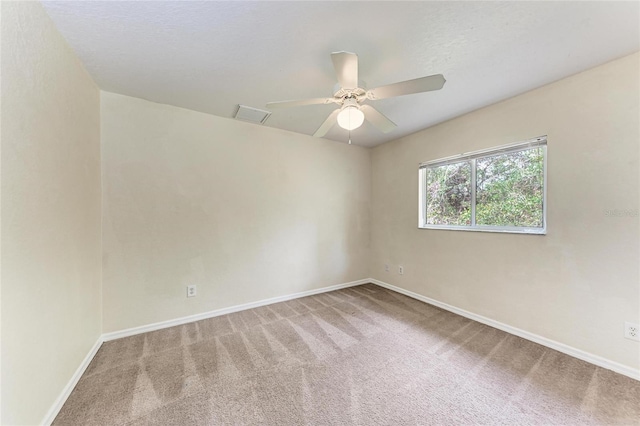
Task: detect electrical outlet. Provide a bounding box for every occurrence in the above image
[187,285,197,298]
[384,264,389,272]
[398,265,404,275]
[625,322,640,341]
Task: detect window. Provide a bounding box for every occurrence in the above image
[419,137,546,234]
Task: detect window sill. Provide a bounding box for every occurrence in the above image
[418,225,546,235]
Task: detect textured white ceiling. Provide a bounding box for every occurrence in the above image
[41,1,639,147]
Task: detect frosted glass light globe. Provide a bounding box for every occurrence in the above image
[337,106,364,130]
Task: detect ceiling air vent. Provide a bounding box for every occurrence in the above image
[234,105,271,124]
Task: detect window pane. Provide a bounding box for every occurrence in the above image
[475,147,544,227]
[426,161,471,225]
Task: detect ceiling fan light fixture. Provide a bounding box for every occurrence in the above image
[337,106,364,130]
[266,51,445,138]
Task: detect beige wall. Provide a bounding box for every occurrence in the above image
[1,2,102,425]
[101,92,371,332]
[371,52,640,370]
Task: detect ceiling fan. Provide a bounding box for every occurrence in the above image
[266,51,446,139]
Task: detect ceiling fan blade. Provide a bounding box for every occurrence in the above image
[367,74,446,100]
[331,51,358,89]
[313,109,340,137]
[360,105,396,133]
[266,97,335,109]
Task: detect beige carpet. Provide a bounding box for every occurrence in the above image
[54,284,640,425]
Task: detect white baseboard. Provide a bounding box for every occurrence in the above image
[369,278,640,381]
[102,278,369,342]
[42,336,103,426]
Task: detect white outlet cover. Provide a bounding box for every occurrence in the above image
[187,285,197,298]
[399,266,404,275]
[625,322,640,341]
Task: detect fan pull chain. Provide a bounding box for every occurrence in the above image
[348,129,352,145]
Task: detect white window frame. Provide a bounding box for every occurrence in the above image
[418,136,547,235]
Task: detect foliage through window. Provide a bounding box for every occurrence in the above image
[419,137,546,234]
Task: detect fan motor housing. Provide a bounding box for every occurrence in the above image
[333,84,367,102]
[341,97,359,110]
